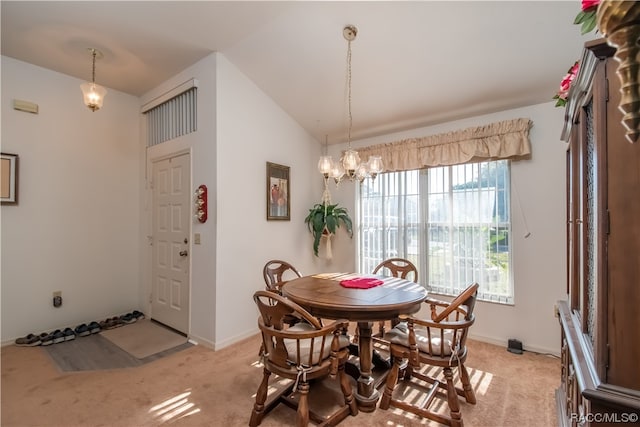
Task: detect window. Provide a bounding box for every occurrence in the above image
[144,86,197,147]
[357,160,513,304]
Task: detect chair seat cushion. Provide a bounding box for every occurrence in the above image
[284,322,350,365]
[385,322,454,356]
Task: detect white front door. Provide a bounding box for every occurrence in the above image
[151,153,190,334]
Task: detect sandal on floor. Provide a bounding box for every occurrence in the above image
[52,329,65,344]
[120,313,136,324]
[132,310,145,321]
[14,333,42,347]
[40,332,54,346]
[88,321,101,334]
[75,324,91,337]
[63,328,76,341]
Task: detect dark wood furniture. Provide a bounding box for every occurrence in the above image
[281,273,427,413]
[372,258,419,337]
[557,38,640,426]
[250,290,358,427]
[380,283,478,427]
[262,259,302,293]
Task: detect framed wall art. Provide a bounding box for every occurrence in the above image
[1,153,18,204]
[266,162,290,220]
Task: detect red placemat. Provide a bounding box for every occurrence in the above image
[340,277,384,289]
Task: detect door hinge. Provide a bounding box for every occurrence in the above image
[605,210,610,235]
[605,77,610,102]
[606,343,610,370]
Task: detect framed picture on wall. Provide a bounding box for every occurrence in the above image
[266,162,290,221]
[1,153,18,205]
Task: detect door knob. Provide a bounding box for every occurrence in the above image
[179,250,188,257]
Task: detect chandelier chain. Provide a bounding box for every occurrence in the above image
[91,49,97,84]
[346,38,352,149]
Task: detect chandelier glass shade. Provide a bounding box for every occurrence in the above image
[80,48,107,112]
[318,25,383,184]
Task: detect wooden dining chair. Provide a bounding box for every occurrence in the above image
[379,283,479,427]
[250,290,358,427]
[372,257,419,337]
[263,259,302,294]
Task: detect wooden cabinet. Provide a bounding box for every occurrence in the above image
[557,38,640,427]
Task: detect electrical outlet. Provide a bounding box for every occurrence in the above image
[53,291,62,308]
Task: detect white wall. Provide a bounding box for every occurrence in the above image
[1,56,141,343]
[214,55,334,348]
[326,102,568,355]
[140,53,338,349]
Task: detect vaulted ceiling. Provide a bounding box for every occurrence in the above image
[1,1,594,143]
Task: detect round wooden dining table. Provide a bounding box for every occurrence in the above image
[281,272,427,412]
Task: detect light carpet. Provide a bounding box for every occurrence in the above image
[100,319,188,359]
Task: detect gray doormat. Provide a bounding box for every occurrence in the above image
[43,331,192,372]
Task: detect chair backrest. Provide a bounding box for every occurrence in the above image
[372,258,418,282]
[253,290,342,369]
[431,282,479,322]
[262,260,302,292]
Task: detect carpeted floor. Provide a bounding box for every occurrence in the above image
[1,334,560,426]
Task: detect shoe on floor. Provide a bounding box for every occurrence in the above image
[63,327,76,341]
[40,332,54,346]
[120,313,136,324]
[132,310,145,321]
[15,333,42,347]
[52,329,65,344]
[100,317,123,330]
[75,324,91,337]
[110,317,124,328]
[88,321,101,334]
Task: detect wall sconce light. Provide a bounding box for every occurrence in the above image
[194,185,208,223]
[80,48,107,112]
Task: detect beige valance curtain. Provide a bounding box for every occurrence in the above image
[356,118,533,172]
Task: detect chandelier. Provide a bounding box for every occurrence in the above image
[317,25,383,184]
[80,48,107,112]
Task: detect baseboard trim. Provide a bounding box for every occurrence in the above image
[469,332,560,357]
[187,329,258,351]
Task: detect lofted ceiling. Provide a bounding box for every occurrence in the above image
[1,1,594,144]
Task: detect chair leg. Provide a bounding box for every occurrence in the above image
[443,367,463,427]
[459,363,476,404]
[378,320,386,337]
[338,360,358,416]
[296,381,310,427]
[380,356,401,410]
[249,367,271,427]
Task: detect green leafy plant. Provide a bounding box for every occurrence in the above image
[304,203,353,257]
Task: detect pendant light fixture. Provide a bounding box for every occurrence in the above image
[80,48,107,112]
[318,25,383,185]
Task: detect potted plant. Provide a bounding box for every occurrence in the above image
[304,202,353,258]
